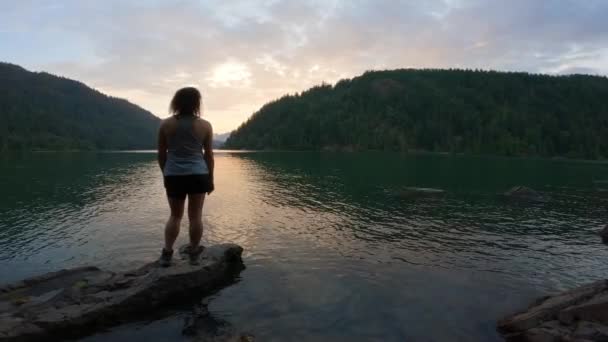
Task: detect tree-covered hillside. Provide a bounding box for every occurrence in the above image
[0,62,160,150]
[225,69,608,159]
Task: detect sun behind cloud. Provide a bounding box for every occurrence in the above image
[1,0,607,133]
[207,60,252,88]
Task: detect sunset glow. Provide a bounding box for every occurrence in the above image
[2,1,607,133]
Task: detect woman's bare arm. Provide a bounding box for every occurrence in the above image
[203,121,215,193]
[157,121,168,172]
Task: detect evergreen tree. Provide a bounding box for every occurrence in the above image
[0,62,160,151]
[225,69,608,159]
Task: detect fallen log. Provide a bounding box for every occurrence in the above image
[0,243,244,342]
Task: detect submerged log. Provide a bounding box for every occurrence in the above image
[0,243,244,342]
[498,280,608,341]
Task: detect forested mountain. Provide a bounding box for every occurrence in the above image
[212,132,230,149]
[0,62,160,150]
[213,132,231,143]
[225,69,608,159]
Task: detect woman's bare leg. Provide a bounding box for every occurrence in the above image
[165,197,185,251]
[187,193,205,248]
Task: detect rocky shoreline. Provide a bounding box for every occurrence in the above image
[498,280,608,341]
[0,243,244,341]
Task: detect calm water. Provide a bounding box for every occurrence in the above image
[2,152,608,341]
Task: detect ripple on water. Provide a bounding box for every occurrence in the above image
[1,152,608,341]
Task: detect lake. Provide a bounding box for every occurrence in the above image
[1,151,608,341]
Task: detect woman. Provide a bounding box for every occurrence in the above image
[157,87,214,266]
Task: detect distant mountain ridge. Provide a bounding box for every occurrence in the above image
[0,62,160,150]
[213,132,231,143]
[225,68,608,159]
[211,132,231,149]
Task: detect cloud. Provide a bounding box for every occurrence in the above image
[1,0,607,132]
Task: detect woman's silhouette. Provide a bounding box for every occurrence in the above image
[157,87,214,266]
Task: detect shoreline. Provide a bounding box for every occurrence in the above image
[2,148,608,164]
[0,244,244,341]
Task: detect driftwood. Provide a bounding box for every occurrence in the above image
[0,243,244,341]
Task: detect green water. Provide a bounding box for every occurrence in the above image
[1,151,608,341]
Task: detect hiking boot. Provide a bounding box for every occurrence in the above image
[186,245,204,266]
[159,248,173,267]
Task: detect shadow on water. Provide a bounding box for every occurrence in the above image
[80,264,248,342]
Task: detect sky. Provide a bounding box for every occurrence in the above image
[1,0,608,133]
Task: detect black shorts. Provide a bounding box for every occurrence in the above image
[163,174,213,199]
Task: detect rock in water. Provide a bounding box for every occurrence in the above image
[498,280,608,341]
[503,186,547,203]
[182,303,255,341]
[0,243,244,342]
[396,187,446,199]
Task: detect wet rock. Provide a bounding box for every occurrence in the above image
[514,321,571,342]
[559,292,608,325]
[498,280,608,342]
[503,186,547,203]
[0,243,244,342]
[183,303,254,342]
[572,321,608,340]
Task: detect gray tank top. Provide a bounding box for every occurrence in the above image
[163,116,209,176]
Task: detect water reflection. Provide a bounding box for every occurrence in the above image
[0,152,163,278]
[221,152,608,288]
[2,152,608,341]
